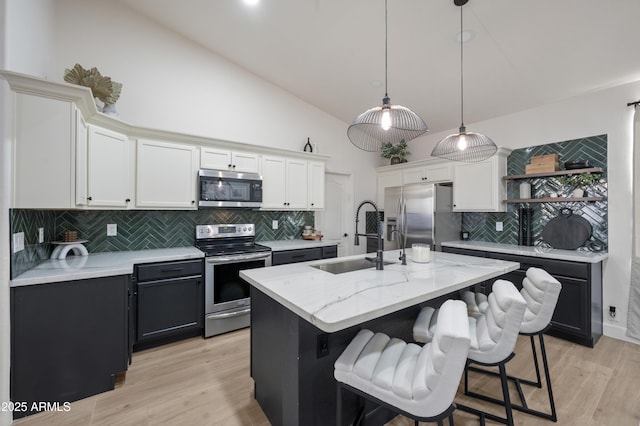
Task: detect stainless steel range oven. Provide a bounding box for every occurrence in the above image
[195,224,271,337]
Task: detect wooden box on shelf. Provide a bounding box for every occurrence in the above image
[525,154,560,174]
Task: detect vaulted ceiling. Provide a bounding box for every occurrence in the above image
[118,0,640,134]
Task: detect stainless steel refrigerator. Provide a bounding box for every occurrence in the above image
[383,183,461,251]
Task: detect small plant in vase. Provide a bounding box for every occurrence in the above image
[557,173,600,197]
[380,139,410,165]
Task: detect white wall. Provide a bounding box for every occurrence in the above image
[409,81,640,344]
[4,0,56,77]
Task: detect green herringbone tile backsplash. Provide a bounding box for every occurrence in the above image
[10,209,313,278]
[462,134,608,250]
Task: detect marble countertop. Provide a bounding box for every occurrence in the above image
[441,241,608,263]
[10,247,204,287]
[258,239,340,251]
[240,249,519,333]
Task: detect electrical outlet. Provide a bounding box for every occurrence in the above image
[38,227,44,243]
[272,220,278,230]
[609,306,618,322]
[107,223,118,236]
[496,221,503,232]
[12,232,25,253]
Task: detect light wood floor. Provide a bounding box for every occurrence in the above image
[13,329,640,426]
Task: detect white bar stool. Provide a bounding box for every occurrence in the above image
[460,267,562,422]
[414,279,527,426]
[334,300,470,426]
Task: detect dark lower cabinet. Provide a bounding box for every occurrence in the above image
[271,245,338,266]
[10,276,129,419]
[443,246,602,347]
[133,259,204,350]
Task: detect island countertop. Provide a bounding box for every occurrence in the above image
[240,250,519,333]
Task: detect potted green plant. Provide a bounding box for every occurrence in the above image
[380,139,410,164]
[557,173,600,197]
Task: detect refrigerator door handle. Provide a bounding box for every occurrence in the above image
[398,198,407,248]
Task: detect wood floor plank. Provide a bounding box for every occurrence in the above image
[12,329,640,426]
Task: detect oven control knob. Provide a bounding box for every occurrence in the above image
[247,226,252,232]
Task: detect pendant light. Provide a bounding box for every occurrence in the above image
[431,0,497,162]
[347,0,428,152]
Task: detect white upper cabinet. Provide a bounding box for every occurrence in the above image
[376,171,402,209]
[307,160,325,210]
[452,149,510,212]
[200,147,260,173]
[75,108,89,206]
[3,72,330,211]
[136,140,199,209]
[286,159,308,209]
[402,163,452,185]
[83,126,131,208]
[12,94,76,208]
[261,155,308,209]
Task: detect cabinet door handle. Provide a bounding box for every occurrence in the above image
[125,198,131,203]
[87,196,93,201]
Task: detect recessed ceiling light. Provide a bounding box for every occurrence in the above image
[243,0,260,6]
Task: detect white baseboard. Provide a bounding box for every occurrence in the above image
[603,323,640,345]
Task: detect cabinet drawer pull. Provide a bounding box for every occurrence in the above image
[161,267,185,273]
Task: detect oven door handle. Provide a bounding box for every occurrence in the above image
[206,308,251,320]
[206,252,271,264]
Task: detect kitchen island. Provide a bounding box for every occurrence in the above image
[240,250,519,426]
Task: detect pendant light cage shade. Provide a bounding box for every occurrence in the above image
[347,102,428,152]
[346,0,428,152]
[431,129,497,162]
[431,0,497,163]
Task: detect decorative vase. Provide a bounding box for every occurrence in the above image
[390,156,401,165]
[102,103,118,116]
[572,188,584,197]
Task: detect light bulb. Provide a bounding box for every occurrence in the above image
[457,134,467,151]
[381,108,392,131]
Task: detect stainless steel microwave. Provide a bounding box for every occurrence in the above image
[198,169,263,208]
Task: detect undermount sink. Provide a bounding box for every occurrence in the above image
[311,257,394,274]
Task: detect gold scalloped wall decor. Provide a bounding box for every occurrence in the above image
[63,63,121,105]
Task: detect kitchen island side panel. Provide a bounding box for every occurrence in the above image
[251,287,437,425]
